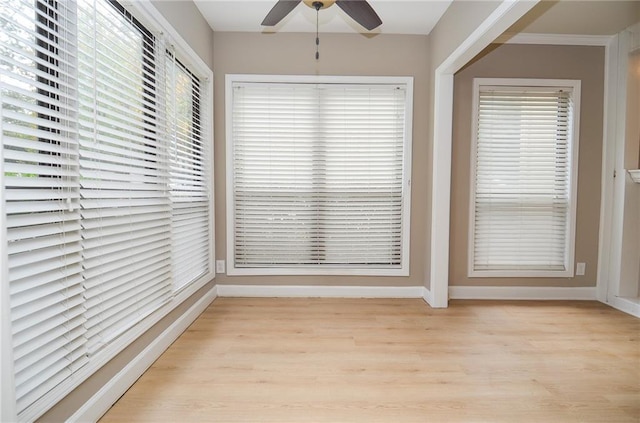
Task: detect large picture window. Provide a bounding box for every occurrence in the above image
[1,0,213,420]
[469,78,580,277]
[227,75,412,276]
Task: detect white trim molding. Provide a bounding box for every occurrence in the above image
[422,287,433,307]
[225,74,413,278]
[597,34,620,304]
[68,288,217,423]
[606,297,640,318]
[449,286,597,301]
[216,284,425,299]
[496,32,613,46]
[429,0,540,309]
[599,23,640,315]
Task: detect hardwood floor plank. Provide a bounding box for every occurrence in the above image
[99,298,640,423]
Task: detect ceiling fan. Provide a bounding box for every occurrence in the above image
[261,0,383,31]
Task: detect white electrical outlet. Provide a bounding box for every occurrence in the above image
[216,260,226,274]
[576,262,586,276]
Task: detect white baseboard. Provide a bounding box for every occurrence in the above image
[68,288,217,423]
[604,296,640,318]
[216,284,425,299]
[422,286,433,306]
[449,285,597,300]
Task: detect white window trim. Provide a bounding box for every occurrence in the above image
[0,1,215,421]
[467,78,581,278]
[225,74,413,277]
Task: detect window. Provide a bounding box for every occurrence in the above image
[1,0,213,420]
[166,54,210,290]
[77,0,173,357]
[227,75,412,276]
[1,0,85,416]
[469,78,580,277]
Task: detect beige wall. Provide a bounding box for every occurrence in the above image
[428,0,502,69]
[37,2,216,421]
[449,43,605,287]
[150,0,214,67]
[624,48,640,170]
[508,1,640,36]
[213,32,429,287]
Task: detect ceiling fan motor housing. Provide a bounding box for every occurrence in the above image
[303,0,336,10]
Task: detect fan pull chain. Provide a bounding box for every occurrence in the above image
[314,2,321,60]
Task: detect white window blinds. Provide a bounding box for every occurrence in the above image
[77,0,173,355]
[1,0,213,419]
[166,55,210,290]
[1,0,87,414]
[469,80,580,277]
[228,78,411,275]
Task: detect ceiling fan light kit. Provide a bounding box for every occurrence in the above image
[261,0,382,60]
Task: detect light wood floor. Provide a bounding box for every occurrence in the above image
[99,298,640,423]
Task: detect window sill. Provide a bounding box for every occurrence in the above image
[468,269,574,278]
[628,169,640,183]
[227,265,409,277]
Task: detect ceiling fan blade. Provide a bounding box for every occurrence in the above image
[336,0,382,31]
[261,0,302,26]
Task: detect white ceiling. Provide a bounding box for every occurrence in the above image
[193,0,453,35]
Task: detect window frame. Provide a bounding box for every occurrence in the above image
[225,74,413,277]
[468,78,581,278]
